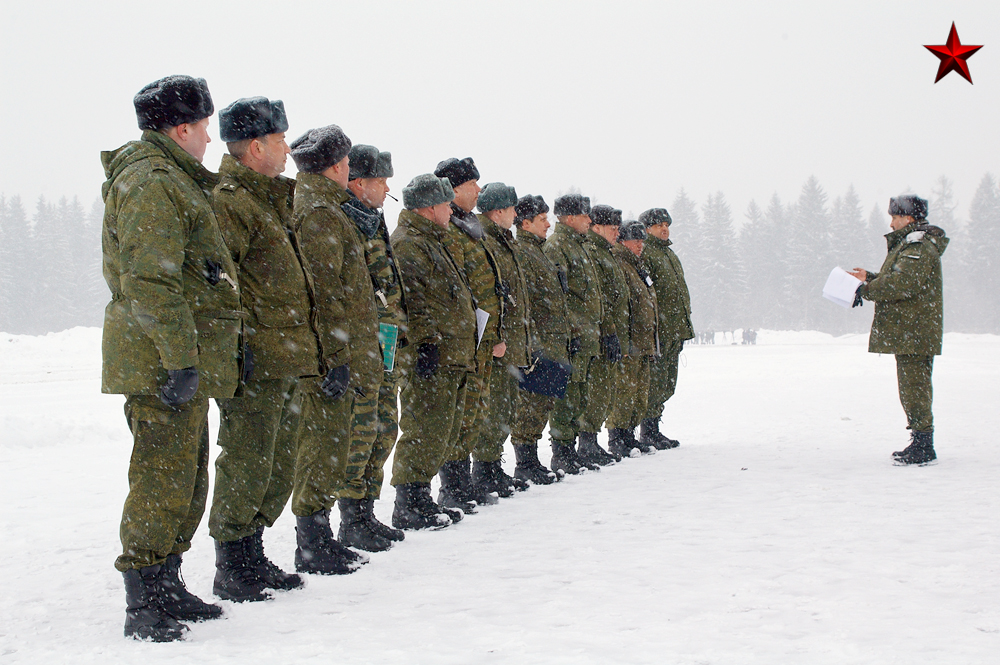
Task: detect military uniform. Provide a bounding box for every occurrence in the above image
[102,129,241,572]
[475,214,531,464]
[290,173,382,517]
[390,209,478,485]
[607,244,659,430]
[642,234,694,421]
[208,154,321,543]
[860,222,949,434]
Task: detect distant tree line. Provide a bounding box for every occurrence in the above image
[1,175,998,335]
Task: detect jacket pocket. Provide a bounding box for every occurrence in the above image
[194,314,242,397]
[254,304,309,329]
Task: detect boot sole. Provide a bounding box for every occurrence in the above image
[213,586,271,603]
[893,458,938,467]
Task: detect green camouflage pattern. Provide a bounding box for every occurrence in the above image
[512,390,556,446]
[442,210,502,351]
[364,374,400,498]
[290,380,354,515]
[645,339,683,420]
[357,207,408,334]
[543,223,603,362]
[451,354,492,461]
[613,245,659,356]
[513,230,571,365]
[475,359,519,462]
[209,377,303,541]
[548,355,598,444]
[213,154,322,380]
[575,355,619,434]
[606,356,651,430]
[337,385,378,501]
[584,230,630,350]
[479,215,531,369]
[896,354,934,432]
[642,236,694,342]
[101,130,241,397]
[116,395,210,571]
[861,223,949,356]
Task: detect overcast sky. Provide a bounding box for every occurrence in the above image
[1,0,997,229]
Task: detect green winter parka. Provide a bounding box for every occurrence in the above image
[442,206,503,353]
[390,209,478,370]
[514,229,571,366]
[213,154,321,380]
[479,214,531,369]
[613,245,660,357]
[860,222,949,356]
[101,130,241,397]
[292,174,382,386]
[642,235,694,342]
[585,230,631,352]
[543,223,603,364]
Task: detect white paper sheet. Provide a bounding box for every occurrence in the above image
[822,267,863,309]
[475,308,490,348]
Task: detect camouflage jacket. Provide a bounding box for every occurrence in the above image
[642,236,694,342]
[613,245,660,357]
[293,174,381,387]
[514,229,571,365]
[479,214,531,369]
[213,154,321,380]
[861,223,949,356]
[584,230,630,351]
[391,209,478,370]
[543,223,603,362]
[101,130,241,397]
[442,205,502,353]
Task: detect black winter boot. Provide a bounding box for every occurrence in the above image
[500,460,530,492]
[893,431,937,466]
[249,527,303,591]
[159,554,223,621]
[472,460,515,498]
[550,442,584,476]
[294,509,368,575]
[439,459,491,510]
[577,431,616,467]
[608,428,640,459]
[213,536,269,602]
[513,443,557,485]
[392,483,455,530]
[639,418,679,450]
[361,497,405,542]
[338,498,392,552]
[123,565,188,642]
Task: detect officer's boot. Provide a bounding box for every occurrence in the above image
[608,428,638,459]
[159,554,223,621]
[249,527,303,591]
[550,441,583,476]
[577,431,616,467]
[892,432,918,460]
[123,565,188,642]
[213,535,269,602]
[294,509,368,575]
[362,497,405,542]
[500,458,530,491]
[437,460,480,513]
[513,443,557,485]
[472,460,515,498]
[893,430,937,466]
[338,498,392,552]
[392,483,455,530]
[639,418,678,450]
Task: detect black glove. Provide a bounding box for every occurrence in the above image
[240,343,254,383]
[159,367,199,407]
[601,334,622,363]
[320,364,350,400]
[568,336,582,358]
[415,343,440,379]
[852,284,864,308]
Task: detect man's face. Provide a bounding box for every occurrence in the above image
[493,206,516,230]
[432,200,454,226]
[592,224,619,244]
[622,239,644,257]
[646,222,670,241]
[350,177,390,209]
[257,132,289,178]
[178,117,212,162]
[452,179,480,213]
[562,214,591,234]
[521,212,550,238]
[329,155,351,188]
[890,214,914,231]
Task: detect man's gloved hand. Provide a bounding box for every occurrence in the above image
[159,367,199,407]
[320,364,350,400]
[601,334,622,363]
[568,337,582,358]
[415,343,440,379]
[241,343,255,383]
[852,284,864,308]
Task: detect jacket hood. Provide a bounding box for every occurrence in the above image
[101,131,217,202]
[886,222,949,256]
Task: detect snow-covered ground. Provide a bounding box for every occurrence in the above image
[1,327,997,664]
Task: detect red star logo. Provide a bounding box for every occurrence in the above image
[924,22,982,84]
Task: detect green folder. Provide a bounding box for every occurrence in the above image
[378,323,399,372]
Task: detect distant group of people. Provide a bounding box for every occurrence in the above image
[100,75,694,642]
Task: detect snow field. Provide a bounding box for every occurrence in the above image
[0,327,998,664]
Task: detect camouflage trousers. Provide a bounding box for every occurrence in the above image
[209,377,303,542]
[577,355,620,434]
[645,339,683,420]
[338,371,397,501]
[446,351,493,462]
[392,368,471,486]
[607,355,651,430]
[475,361,521,463]
[896,354,934,432]
[116,395,210,572]
[511,389,555,447]
[290,379,354,517]
[548,354,597,445]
